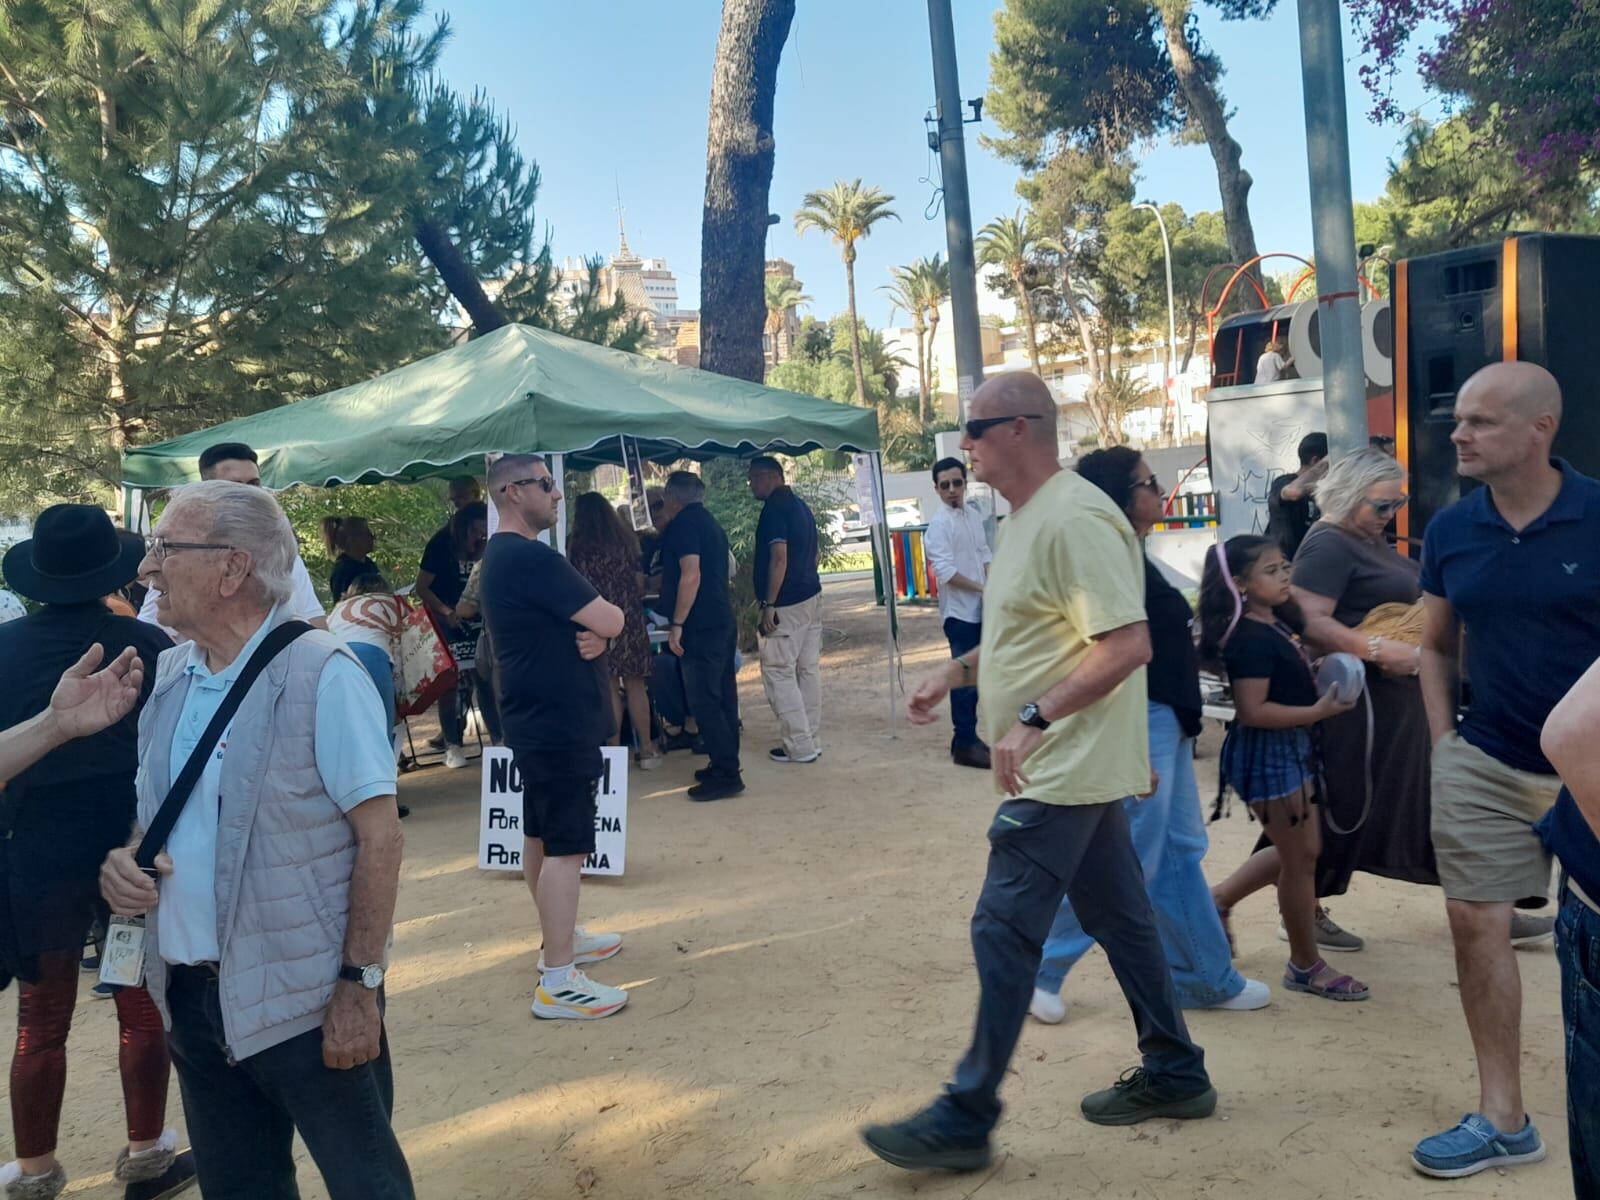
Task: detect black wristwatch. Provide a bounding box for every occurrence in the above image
[339,963,385,990]
[1018,702,1051,731]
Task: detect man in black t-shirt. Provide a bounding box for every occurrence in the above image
[748,456,824,765]
[480,454,631,1022]
[659,470,742,800]
[1264,431,1328,559]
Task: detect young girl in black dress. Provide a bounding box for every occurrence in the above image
[1200,536,1369,1001]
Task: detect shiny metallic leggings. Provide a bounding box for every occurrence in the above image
[10,950,168,1157]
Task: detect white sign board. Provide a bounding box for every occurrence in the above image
[478,746,628,876]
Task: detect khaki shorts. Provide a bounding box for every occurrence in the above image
[1430,731,1561,906]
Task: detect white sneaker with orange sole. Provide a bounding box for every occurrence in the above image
[536,927,622,971]
[532,969,629,1020]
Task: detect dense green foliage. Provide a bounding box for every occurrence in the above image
[0,0,640,515]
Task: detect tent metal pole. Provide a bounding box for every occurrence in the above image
[552,452,567,554]
[873,451,899,738]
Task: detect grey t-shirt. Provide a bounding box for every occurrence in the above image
[1291,521,1421,627]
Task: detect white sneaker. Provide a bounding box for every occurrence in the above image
[536,927,623,970]
[636,752,664,771]
[1207,978,1271,1011]
[532,968,629,1020]
[443,745,468,770]
[1029,986,1067,1024]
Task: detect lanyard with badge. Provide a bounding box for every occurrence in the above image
[101,622,312,988]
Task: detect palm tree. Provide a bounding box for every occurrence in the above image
[763,276,811,365]
[881,266,929,424]
[795,180,899,406]
[977,209,1058,374]
[916,254,951,418]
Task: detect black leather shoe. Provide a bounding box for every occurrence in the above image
[688,777,745,802]
[952,743,991,770]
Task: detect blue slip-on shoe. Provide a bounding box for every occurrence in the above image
[1411,1113,1546,1178]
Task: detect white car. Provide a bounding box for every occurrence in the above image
[885,499,924,529]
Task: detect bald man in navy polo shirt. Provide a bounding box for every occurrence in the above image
[1412,362,1600,1180]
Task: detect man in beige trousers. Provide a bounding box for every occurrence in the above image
[748,457,823,765]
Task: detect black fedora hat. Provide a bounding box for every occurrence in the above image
[3,505,146,606]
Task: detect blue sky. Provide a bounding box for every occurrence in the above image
[438,2,1433,330]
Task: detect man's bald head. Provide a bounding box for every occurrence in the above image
[1451,360,1564,483]
[1458,361,1563,424]
[969,372,1059,448]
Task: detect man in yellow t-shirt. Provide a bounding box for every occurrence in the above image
[861,373,1215,1175]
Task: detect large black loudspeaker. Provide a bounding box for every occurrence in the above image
[1396,234,1600,543]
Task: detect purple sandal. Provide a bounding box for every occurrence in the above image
[1284,957,1370,1001]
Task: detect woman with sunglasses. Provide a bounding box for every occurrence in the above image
[1218,447,1439,956]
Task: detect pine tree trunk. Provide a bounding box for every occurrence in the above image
[699,0,797,384]
[1160,1,1260,284]
[844,254,868,406]
[413,213,508,335]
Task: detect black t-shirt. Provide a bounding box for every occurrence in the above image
[419,525,467,610]
[1143,558,1203,738]
[329,554,371,603]
[0,605,171,817]
[1222,618,1317,708]
[1265,474,1317,560]
[479,533,607,768]
[659,503,733,633]
[754,487,822,608]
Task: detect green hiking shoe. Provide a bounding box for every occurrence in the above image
[1080,1067,1218,1127]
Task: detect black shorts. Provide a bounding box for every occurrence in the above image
[512,747,600,858]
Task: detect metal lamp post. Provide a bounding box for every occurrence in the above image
[1134,202,1180,442]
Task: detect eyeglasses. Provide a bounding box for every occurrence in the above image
[499,476,555,494]
[1132,475,1162,495]
[143,536,234,562]
[936,478,966,491]
[963,413,1048,440]
[1364,495,1409,518]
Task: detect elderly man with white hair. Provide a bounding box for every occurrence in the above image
[100,480,413,1200]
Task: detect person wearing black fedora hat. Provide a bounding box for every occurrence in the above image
[0,506,195,1199]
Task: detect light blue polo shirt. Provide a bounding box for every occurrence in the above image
[149,608,396,966]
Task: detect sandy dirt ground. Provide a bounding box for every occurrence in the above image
[1,576,1567,1199]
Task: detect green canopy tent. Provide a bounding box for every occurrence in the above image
[120,322,901,729]
[120,323,880,487]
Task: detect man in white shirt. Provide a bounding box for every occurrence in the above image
[137,442,326,635]
[923,457,992,769]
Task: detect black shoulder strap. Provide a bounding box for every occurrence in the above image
[135,621,313,870]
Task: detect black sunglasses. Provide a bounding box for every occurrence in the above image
[499,476,555,494]
[1132,475,1162,494]
[936,478,966,491]
[964,413,1048,440]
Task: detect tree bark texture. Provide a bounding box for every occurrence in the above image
[1160,2,1261,284]
[913,319,930,426]
[413,212,508,335]
[700,0,797,384]
[843,253,868,406]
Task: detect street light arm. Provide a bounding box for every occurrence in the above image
[1134,202,1180,440]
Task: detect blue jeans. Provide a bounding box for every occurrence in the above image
[1557,882,1600,1199]
[1037,702,1245,1007]
[943,617,982,749]
[348,642,396,733]
[931,797,1208,1137]
[165,966,414,1199]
